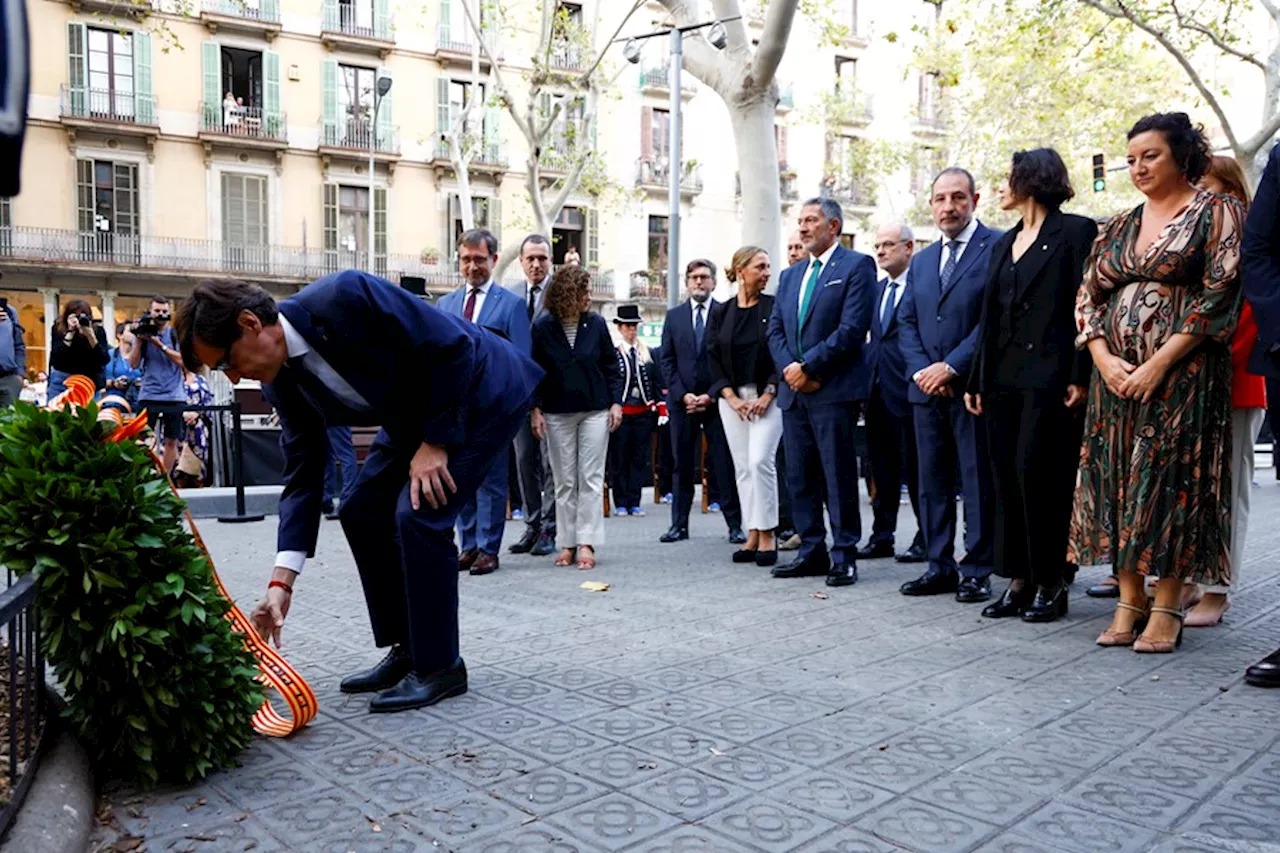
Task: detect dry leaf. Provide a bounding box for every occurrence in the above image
[709,748,726,756]
[810,591,829,600]
[184,797,208,811]
[521,815,540,825]
[877,744,889,751]
[581,581,610,592]
[113,838,144,852]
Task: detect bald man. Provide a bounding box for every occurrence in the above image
[786,231,805,267]
[858,223,925,563]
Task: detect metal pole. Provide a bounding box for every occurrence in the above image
[368,94,378,276]
[666,28,682,311]
[218,400,265,524]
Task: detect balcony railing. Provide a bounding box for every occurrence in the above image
[914,113,948,132]
[828,179,876,208]
[638,66,695,94]
[629,273,667,302]
[60,85,157,126]
[320,119,400,154]
[635,157,703,195]
[432,139,506,169]
[436,25,501,59]
[202,0,280,23]
[549,42,586,72]
[322,3,392,40]
[200,102,286,141]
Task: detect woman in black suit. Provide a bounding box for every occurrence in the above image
[965,148,1098,623]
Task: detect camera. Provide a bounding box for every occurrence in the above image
[134,311,169,338]
[76,313,93,328]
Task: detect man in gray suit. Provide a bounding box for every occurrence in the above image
[509,234,556,556]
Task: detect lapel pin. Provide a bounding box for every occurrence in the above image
[1042,244,1048,250]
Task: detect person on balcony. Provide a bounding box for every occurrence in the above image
[222,91,239,133]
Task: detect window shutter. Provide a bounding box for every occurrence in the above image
[323,183,339,271]
[640,106,653,160]
[586,207,599,267]
[374,0,391,39]
[322,0,338,31]
[439,0,451,44]
[202,42,221,131]
[67,23,87,116]
[435,78,451,138]
[321,60,338,146]
[777,125,788,166]
[374,187,387,276]
[262,0,280,20]
[376,67,393,150]
[222,174,244,243]
[443,193,458,265]
[133,32,154,125]
[76,159,94,233]
[489,197,502,244]
[263,51,281,136]
[114,163,138,238]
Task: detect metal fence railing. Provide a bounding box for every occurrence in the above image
[0,573,45,840]
[200,102,286,141]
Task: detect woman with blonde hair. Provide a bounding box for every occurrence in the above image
[708,246,781,565]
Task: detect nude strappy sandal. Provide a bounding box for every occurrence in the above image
[1134,606,1184,654]
[1096,600,1150,647]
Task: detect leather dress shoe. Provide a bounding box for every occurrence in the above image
[1245,648,1280,687]
[755,550,778,567]
[470,552,499,576]
[509,528,539,554]
[1086,575,1120,598]
[457,548,479,572]
[1022,583,1069,623]
[340,645,413,694]
[956,576,992,603]
[369,658,468,713]
[660,525,689,543]
[855,541,895,560]
[895,542,927,564]
[728,527,747,544]
[900,567,959,596]
[982,584,1031,618]
[826,562,858,587]
[530,531,556,556]
[772,553,831,578]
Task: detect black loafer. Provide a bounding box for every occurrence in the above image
[369,659,469,713]
[895,542,927,564]
[956,577,992,603]
[855,541,895,560]
[772,554,831,578]
[982,584,1030,618]
[728,528,748,545]
[900,567,959,596]
[340,645,413,694]
[660,525,689,543]
[509,528,538,554]
[755,550,778,568]
[1086,576,1120,598]
[1022,584,1069,623]
[732,549,758,563]
[826,563,858,587]
[1246,648,1280,687]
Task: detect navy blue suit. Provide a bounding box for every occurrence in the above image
[437,283,532,556]
[865,274,923,548]
[767,244,878,566]
[659,299,741,532]
[1244,142,1280,380]
[899,224,997,580]
[266,271,542,673]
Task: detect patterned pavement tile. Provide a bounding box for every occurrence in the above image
[363,765,476,812]
[704,797,837,852]
[628,726,734,766]
[912,772,1048,824]
[773,769,896,823]
[542,792,681,851]
[575,708,669,743]
[461,825,589,853]
[691,746,806,792]
[255,787,371,841]
[435,742,544,787]
[825,747,947,794]
[397,723,495,764]
[624,766,751,821]
[491,767,609,815]
[1016,803,1161,853]
[962,749,1092,798]
[688,707,790,743]
[855,798,1001,853]
[505,726,610,765]
[751,723,859,768]
[790,827,913,853]
[1060,775,1200,830]
[627,827,762,853]
[412,792,530,845]
[560,744,671,788]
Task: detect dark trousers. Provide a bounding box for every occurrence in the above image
[338,401,530,673]
[914,396,994,580]
[776,442,793,533]
[611,411,655,509]
[985,389,1083,588]
[669,405,741,530]
[657,420,674,496]
[783,400,862,565]
[866,388,922,546]
[323,426,358,508]
[514,417,556,533]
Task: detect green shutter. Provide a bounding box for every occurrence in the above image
[202,42,221,131]
[586,207,599,267]
[321,60,338,146]
[262,0,280,21]
[76,159,95,233]
[489,197,502,244]
[443,193,458,264]
[374,187,387,276]
[376,67,393,151]
[67,23,87,116]
[374,0,391,39]
[439,0,451,44]
[322,0,338,31]
[323,183,338,272]
[435,78,451,135]
[133,32,154,125]
[263,51,281,137]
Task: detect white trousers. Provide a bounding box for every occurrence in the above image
[718,384,784,531]
[544,409,610,549]
[1205,407,1264,594]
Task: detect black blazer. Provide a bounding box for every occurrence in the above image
[707,295,778,397]
[531,311,624,414]
[659,299,714,401]
[969,210,1099,393]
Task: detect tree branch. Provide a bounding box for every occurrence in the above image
[1169,0,1265,69]
[750,0,798,86]
[577,0,645,85]
[459,0,534,140]
[1260,0,1280,25]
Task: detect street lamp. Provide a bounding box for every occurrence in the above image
[622,17,736,309]
[368,75,392,275]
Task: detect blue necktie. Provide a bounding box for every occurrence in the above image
[881,280,898,333]
[694,303,705,349]
[940,240,961,290]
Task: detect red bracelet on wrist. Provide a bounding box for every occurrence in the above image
[268,579,293,594]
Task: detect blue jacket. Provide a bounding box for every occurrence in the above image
[659,299,716,403]
[1243,142,1280,379]
[531,311,623,413]
[766,244,878,409]
[0,304,24,378]
[899,222,999,405]
[436,281,532,355]
[866,276,911,418]
[265,270,543,556]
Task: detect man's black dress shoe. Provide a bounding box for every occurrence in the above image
[1086,575,1120,598]
[1246,648,1280,687]
[956,576,992,603]
[895,542,927,564]
[660,525,689,543]
[340,645,413,694]
[982,584,1030,619]
[728,527,747,544]
[530,531,556,556]
[772,553,831,578]
[1022,584,1068,623]
[369,659,468,713]
[901,567,959,596]
[855,541,895,560]
[826,563,858,587]
[509,528,539,554]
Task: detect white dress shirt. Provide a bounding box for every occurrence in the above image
[878,271,908,321]
[938,216,979,275]
[797,241,839,312]
[464,280,493,324]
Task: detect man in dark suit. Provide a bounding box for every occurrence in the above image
[508,234,557,557]
[899,167,998,604]
[437,229,532,576]
[859,222,926,564]
[766,197,877,587]
[1242,142,1280,687]
[176,271,542,713]
[658,260,744,543]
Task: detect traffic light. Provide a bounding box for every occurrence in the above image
[1092,153,1106,192]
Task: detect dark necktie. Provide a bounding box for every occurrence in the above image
[940,241,961,290]
[881,280,899,333]
[528,284,540,320]
[464,288,480,322]
[628,347,640,398]
[694,304,705,349]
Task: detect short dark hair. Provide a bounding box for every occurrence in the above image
[1128,112,1212,183]
[174,279,279,372]
[685,259,717,280]
[520,234,551,256]
[1008,148,1075,210]
[931,166,976,198]
[151,295,171,306]
[801,197,844,231]
[458,228,499,256]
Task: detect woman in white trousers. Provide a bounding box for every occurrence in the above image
[707,246,783,566]
[530,266,623,570]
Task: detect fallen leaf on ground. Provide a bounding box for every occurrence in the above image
[113,838,144,852]
[581,581,610,592]
[184,797,207,811]
[810,591,829,600]
[365,815,383,832]
[709,748,726,756]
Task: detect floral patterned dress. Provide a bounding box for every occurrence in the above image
[1069,191,1244,585]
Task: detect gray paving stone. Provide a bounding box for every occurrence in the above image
[689,707,790,742]
[1094,752,1229,801]
[751,723,859,768]
[704,797,837,851]
[962,749,1092,798]
[912,772,1047,824]
[628,726,734,765]
[542,792,681,851]
[413,792,531,845]
[791,827,912,853]
[492,767,608,815]
[825,747,947,794]
[773,769,896,823]
[692,746,806,791]
[628,827,761,853]
[1059,775,1200,830]
[575,708,669,743]
[625,766,751,821]
[144,816,290,852]
[397,723,494,763]
[364,765,475,812]
[560,744,670,788]
[969,833,1078,853]
[461,825,588,853]
[1018,802,1161,853]
[254,787,370,841]
[855,798,1001,853]
[505,726,610,765]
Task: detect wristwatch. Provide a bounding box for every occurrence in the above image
[764,384,778,396]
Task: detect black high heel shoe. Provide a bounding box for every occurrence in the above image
[981,583,1030,619]
[1022,583,1069,623]
[755,549,777,567]
[732,549,758,564]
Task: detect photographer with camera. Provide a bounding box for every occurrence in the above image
[128,296,187,474]
[0,292,25,409]
[104,323,143,409]
[48,299,109,400]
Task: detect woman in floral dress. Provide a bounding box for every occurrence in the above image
[1071,113,1245,653]
[174,369,214,487]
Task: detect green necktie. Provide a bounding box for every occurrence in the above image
[796,257,823,356]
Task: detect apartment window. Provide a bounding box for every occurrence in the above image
[557,2,583,25]
[647,215,668,278]
[337,0,375,35]
[222,174,268,272]
[76,158,140,263]
[202,43,280,136]
[912,146,942,194]
[919,72,940,121]
[340,64,375,125]
[221,47,263,108]
[448,195,500,251]
[87,27,135,119]
[0,197,11,257]
[641,107,672,162]
[324,183,386,273]
[553,206,584,265]
[834,56,856,96]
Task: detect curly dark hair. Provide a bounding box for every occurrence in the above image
[1008,148,1074,210]
[1128,112,1212,184]
[543,265,591,322]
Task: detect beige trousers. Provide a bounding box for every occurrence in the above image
[1204,407,1264,594]
[544,409,610,549]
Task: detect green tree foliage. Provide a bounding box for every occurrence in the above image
[0,403,263,787]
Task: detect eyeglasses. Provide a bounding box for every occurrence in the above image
[873,241,901,250]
